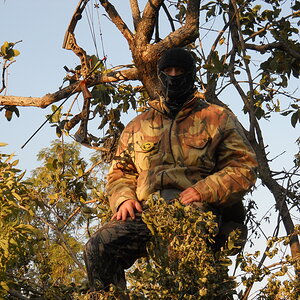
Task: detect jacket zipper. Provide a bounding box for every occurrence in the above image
[160,117,176,190]
[168,118,176,165]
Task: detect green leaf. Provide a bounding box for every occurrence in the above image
[291,111,299,127]
[15,224,36,233]
[56,126,62,138]
[11,192,22,201]
[0,281,9,291]
[228,239,235,250]
[77,167,83,177]
[11,159,19,167]
[281,110,293,116]
[0,41,9,56]
[52,158,58,170]
[5,110,13,121]
[91,84,111,105]
[292,1,300,10]
[47,105,62,123]
[12,49,20,57]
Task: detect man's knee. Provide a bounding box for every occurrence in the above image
[84,218,151,267]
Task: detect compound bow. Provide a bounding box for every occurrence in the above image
[62,0,93,145]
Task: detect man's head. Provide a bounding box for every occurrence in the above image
[157,48,196,107]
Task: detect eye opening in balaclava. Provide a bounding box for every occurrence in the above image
[157,48,196,110]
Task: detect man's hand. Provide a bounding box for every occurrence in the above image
[111,199,143,221]
[179,187,201,205]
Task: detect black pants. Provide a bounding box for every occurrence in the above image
[84,213,152,291]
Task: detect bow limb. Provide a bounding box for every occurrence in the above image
[63,0,90,79]
[73,80,93,144]
[63,0,93,143]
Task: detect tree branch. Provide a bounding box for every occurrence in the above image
[0,60,16,94]
[246,42,300,59]
[99,0,134,46]
[130,0,141,30]
[0,67,139,108]
[226,1,300,275]
[153,0,200,51]
[245,41,281,53]
[162,3,175,32]
[185,0,201,26]
[131,0,201,50]
[136,0,164,45]
[56,230,86,271]
[8,289,30,300]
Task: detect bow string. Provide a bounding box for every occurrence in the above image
[63,0,93,145]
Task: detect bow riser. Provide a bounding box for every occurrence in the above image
[64,32,89,80]
[63,0,93,145]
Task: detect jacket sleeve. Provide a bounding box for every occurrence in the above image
[106,124,138,213]
[192,110,258,207]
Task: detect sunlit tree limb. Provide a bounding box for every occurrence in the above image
[0,67,139,108]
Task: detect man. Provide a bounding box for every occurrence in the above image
[84,48,258,292]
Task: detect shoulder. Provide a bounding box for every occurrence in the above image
[193,101,242,132]
[194,101,230,119]
[202,102,229,114]
[121,108,156,136]
[126,109,154,126]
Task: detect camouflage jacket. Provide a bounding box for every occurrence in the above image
[106,97,258,215]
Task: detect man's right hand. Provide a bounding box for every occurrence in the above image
[111,199,143,221]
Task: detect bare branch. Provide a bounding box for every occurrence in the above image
[0,62,6,93]
[130,0,141,30]
[245,42,282,53]
[153,0,200,52]
[99,0,134,45]
[154,3,176,43]
[246,42,300,59]
[136,0,164,45]
[0,95,48,107]
[0,67,139,108]
[185,0,201,25]
[162,3,175,32]
[0,60,16,94]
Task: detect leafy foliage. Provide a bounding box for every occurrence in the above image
[0,41,20,61]
[129,196,235,299]
[0,146,36,297]
[239,229,300,299]
[84,195,300,300]
[0,141,110,298]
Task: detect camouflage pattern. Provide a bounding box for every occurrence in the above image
[107,96,258,218]
[84,213,151,291]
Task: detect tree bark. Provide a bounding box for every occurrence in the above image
[0,67,139,108]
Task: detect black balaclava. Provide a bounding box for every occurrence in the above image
[157,48,196,113]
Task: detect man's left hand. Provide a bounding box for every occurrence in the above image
[179,187,201,205]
